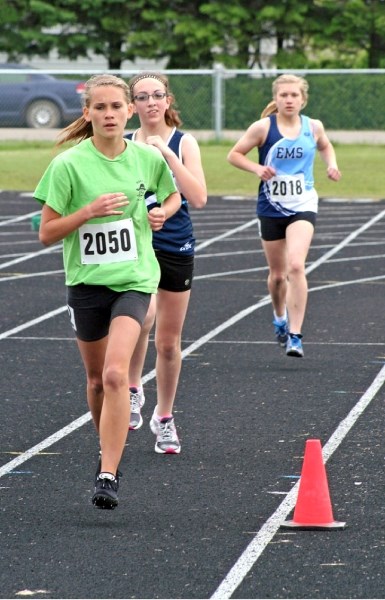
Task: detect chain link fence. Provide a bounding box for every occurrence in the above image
[0,67,384,139]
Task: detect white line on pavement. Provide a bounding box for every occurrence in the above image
[1,208,385,600]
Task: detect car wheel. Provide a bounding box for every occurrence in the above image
[25,99,62,128]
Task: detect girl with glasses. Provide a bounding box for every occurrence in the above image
[126,71,207,453]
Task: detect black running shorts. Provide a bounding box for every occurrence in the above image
[258,211,317,241]
[155,249,194,292]
[67,284,151,342]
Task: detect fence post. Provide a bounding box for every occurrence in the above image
[213,66,224,141]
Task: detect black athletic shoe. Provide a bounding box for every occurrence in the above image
[94,451,102,485]
[92,472,119,510]
[94,451,122,484]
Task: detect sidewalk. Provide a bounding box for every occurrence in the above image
[0,128,384,144]
[191,130,385,145]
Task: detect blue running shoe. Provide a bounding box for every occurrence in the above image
[286,333,304,357]
[273,318,289,347]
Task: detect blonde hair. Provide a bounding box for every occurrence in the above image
[129,71,182,128]
[261,74,309,118]
[56,74,130,146]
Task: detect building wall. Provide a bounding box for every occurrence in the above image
[0,51,167,72]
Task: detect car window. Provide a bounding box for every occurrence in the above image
[0,73,29,84]
[30,73,54,81]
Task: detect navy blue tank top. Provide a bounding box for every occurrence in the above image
[125,128,195,256]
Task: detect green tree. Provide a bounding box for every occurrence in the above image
[125,0,315,68]
[0,0,60,61]
[54,0,163,70]
[0,0,166,69]
[310,0,385,68]
[0,0,384,69]
[126,0,218,68]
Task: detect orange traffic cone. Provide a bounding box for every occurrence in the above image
[281,439,346,530]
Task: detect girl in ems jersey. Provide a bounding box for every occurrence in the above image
[34,74,181,509]
[227,74,341,357]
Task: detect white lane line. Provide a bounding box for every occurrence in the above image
[208,209,385,599]
[0,221,264,477]
[304,209,385,275]
[6,273,385,347]
[0,208,384,589]
[0,253,384,286]
[0,307,67,341]
[0,252,383,286]
[0,210,41,227]
[195,257,385,281]
[210,365,385,599]
[195,218,259,251]
[0,270,64,282]
[0,244,61,270]
[0,211,383,473]
[0,414,92,478]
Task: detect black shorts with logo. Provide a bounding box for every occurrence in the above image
[155,249,194,292]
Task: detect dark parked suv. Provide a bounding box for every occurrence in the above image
[0,63,85,128]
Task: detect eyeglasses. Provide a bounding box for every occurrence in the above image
[133,92,167,102]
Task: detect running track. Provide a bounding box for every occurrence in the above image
[1,190,385,599]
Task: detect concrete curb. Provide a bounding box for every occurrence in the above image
[0,128,384,144]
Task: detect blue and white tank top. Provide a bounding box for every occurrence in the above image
[257,114,318,217]
[125,128,195,256]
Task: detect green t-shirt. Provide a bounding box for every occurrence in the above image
[34,139,177,293]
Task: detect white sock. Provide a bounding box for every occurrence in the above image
[99,472,115,481]
[274,309,287,323]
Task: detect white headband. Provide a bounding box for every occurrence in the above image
[130,74,166,93]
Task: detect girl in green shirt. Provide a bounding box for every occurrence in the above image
[34,74,181,510]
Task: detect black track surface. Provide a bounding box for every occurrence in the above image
[1,191,385,599]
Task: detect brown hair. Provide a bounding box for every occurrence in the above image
[129,71,182,128]
[56,74,130,146]
[261,74,309,118]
